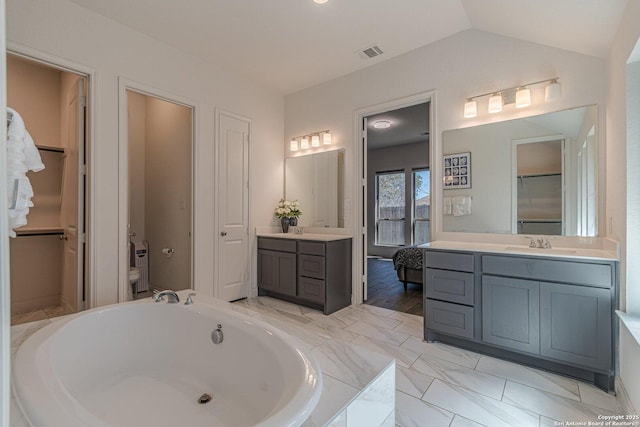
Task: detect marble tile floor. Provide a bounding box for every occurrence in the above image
[10,295,632,426]
[231,297,628,427]
[10,304,76,326]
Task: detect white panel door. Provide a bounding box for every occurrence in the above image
[217,111,250,301]
[61,78,85,311]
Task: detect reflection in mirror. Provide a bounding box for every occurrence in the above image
[442,105,597,236]
[285,149,345,228]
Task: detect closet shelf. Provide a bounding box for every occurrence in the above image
[517,172,561,179]
[36,145,65,153]
[15,226,64,236]
[517,219,562,223]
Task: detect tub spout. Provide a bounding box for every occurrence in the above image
[152,290,180,304]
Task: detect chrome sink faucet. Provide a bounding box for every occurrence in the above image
[152,290,180,303]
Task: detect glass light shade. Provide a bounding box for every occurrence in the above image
[300,137,310,150]
[372,120,391,129]
[488,93,503,113]
[545,80,561,101]
[463,100,477,118]
[323,132,332,145]
[290,139,299,151]
[311,134,320,147]
[515,88,531,108]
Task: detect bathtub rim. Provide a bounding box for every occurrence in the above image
[12,290,323,427]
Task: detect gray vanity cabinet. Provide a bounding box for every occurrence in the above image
[540,282,612,370]
[424,247,618,392]
[257,239,297,297]
[481,275,540,354]
[257,236,352,315]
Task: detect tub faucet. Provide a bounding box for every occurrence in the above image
[152,290,180,303]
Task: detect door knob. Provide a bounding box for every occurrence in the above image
[220,231,227,236]
[59,234,68,241]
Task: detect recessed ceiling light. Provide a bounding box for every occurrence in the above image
[313,0,328,3]
[372,120,391,129]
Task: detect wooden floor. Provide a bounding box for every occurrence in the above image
[365,257,423,316]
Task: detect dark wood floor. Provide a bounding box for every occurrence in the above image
[365,258,423,316]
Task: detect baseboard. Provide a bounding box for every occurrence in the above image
[617,376,639,415]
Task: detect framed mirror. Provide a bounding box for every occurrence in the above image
[285,149,345,228]
[442,105,597,236]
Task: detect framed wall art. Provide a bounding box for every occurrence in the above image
[443,152,471,189]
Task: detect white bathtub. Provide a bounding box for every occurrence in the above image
[12,291,322,427]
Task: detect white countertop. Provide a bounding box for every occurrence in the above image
[419,240,618,261]
[257,232,352,242]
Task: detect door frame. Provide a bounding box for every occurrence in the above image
[352,90,435,304]
[6,42,96,309]
[510,134,566,234]
[117,78,197,302]
[213,108,252,300]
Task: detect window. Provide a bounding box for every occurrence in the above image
[376,172,405,246]
[413,169,430,245]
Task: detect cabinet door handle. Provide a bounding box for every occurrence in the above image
[220,231,227,236]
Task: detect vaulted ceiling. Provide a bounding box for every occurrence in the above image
[69,0,627,95]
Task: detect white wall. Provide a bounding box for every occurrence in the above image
[6,0,285,305]
[285,29,606,247]
[607,0,640,413]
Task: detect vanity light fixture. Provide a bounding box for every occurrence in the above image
[545,79,561,101]
[488,93,503,114]
[463,77,560,118]
[288,129,332,151]
[372,120,391,129]
[515,87,531,108]
[463,99,478,118]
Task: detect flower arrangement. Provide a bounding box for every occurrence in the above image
[274,199,302,219]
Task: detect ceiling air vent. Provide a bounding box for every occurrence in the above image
[359,45,384,60]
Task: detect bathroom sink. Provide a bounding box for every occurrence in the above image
[504,246,577,255]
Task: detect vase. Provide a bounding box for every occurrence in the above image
[280,217,290,233]
[289,217,298,226]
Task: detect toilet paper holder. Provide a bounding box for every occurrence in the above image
[161,247,175,258]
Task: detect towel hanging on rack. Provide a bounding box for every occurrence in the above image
[6,107,45,238]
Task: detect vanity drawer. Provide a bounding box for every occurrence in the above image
[299,254,325,279]
[482,255,612,288]
[297,276,325,304]
[257,237,296,253]
[425,299,474,339]
[298,241,326,256]
[425,251,474,272]
[425,268,474,305]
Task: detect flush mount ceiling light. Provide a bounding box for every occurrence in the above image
[372,120,391,129]
[313,0,329,3]
[463,77,560,118]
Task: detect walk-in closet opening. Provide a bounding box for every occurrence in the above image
[7,53,89,325]
[125,89,193,301]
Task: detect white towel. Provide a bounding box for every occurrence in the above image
[452,195,472,216]
[6,107,44,237]
[443,197,453,215]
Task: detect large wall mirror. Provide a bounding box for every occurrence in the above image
[442,105,597,236]
[285,149,345,228]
